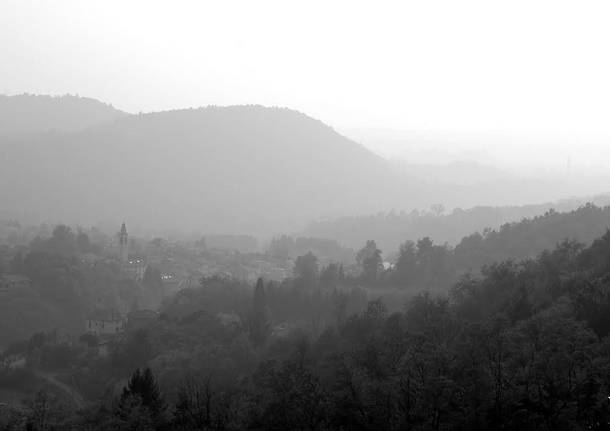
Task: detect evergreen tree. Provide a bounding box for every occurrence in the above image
[357,240,382,282]
[117,368,167,429]
[293,252,319,289]
[249,277,270,347]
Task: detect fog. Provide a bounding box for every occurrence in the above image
[4,2,610,429]
[345,128,610,202]
[4,1,610,136]
[4,0,610,204]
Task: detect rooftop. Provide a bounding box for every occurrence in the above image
[87,309,123,322]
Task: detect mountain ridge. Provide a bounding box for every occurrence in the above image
[0,101,413,233]
[3,94,607,236]
[0,94,128,135]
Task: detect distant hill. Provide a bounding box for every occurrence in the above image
[374,203,610,292]
[2,94,609,235]
[0,94,127,135]
[305,195,610,252]
[0,105,420,233]
[453,203,610,270]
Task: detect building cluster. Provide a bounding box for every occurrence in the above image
[0,274,31,292]
[85,223,160,338]
[85,308,159,337]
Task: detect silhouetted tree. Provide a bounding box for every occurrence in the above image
[357,240,382,282]
[117,368,167,429]
[293,252,319,289]
[320,263,343,290]
[76,229,91,253]
[173,373,230,430]
[249,278,270,347]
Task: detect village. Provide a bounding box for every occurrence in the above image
[0,221,302,368]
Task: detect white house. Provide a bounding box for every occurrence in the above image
[86,309,124,336]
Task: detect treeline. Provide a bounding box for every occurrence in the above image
[0,225,161,344]
[305,201,610,252]
[267,235,354,264]
[6,229,610,429]
[345,204,610,292]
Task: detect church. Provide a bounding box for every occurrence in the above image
[118,222,129,264]
[116,222,146,282]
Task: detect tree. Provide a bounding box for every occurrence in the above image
[249,277,270,347]
[251,356,328,430]
[332,290,349,326]
[47,224,77,256]
[9,252,25,274]
[113,330,153,372]
[269,235,295,258]
[357,240,382,283]
[117,368,167,429]
[173,373,230,430]
[430,203,445,216]
[115,394,156,431]
[320,263,343,290]
[79,332,99,348]
[143,265,164,306]
[24,390,68,431]
[76,229,91,253]
[293,252,319,289]
[416,237,434,269]
[395,240,418,286]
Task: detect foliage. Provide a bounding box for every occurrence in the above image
[249,278,270,347]
[9,214,610,429]
[117,368,168,429]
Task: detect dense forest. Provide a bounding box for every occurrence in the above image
[0,225,163,345]
[5,2,610,428]
[305,197,610,251]
[1,203,608,345]
[347,203,610,293]
[3,204,610,429]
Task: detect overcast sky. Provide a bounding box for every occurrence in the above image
[2,0,610,135]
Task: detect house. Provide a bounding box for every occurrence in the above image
[86,309,125,336]
[217,312,241,327]
[2,353,26,370]
[80,252,101,266]
[0,274,31,291]
[124,259,146,282]
[127,309,159,330]
[96,340,112,358]
[271,322,294,338]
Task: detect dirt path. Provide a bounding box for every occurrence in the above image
[34,371,85,409]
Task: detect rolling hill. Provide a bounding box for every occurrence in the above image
[0,94,127,135]
[2,94,607,236]
[304,195,610,252]
[0,103,420,233]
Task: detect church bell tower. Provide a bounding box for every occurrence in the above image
[118,222,129,264]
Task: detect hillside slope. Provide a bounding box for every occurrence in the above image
[0,105,418,233]
[3,95,606,235]
[0,94,127,135]
[453,203,610,269]
[305,195,610,251]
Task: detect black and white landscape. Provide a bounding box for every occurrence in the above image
[2,2,610,430]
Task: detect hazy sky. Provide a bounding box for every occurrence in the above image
[2,0,610,135]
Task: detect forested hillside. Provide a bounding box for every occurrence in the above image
[366,204,610,292]
[0,105,415,233]
[0,225,161,345]
[0,94,126,135]
[3,95,608,235]
[4,221,610,429]
[305,196,610,251]
[453,203,610,269]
